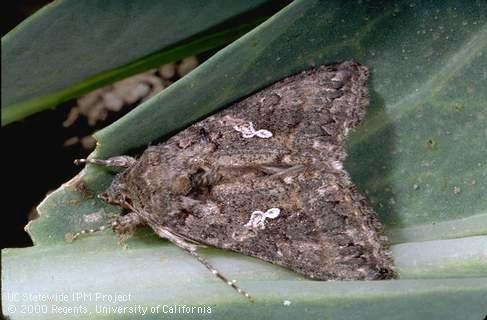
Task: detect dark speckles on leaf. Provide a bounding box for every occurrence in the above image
[74,180,90,197]
[451,104,465,112]
[425,138,438,150]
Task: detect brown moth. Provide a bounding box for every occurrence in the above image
[73,61,396,300]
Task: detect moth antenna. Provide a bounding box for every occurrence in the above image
[65,224,110,243]
[188,250,254,302]
[74,156,136,169]
[151,224,253,302]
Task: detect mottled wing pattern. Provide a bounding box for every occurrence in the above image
[124,61,395,280]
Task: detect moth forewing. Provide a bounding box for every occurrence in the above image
[71,61,396,301]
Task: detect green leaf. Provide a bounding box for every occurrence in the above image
[2,236,487,319]
[1,0,273,125]
[2,0,486,319]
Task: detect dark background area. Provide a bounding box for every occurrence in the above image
[1,0,50,36]
[2,0,140,247]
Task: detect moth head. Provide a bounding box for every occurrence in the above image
[99,174,129,205]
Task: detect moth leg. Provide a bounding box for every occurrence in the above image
[150,224,253,301]
[64,224,110,242]
[74,156,136,169]
[111,212,143,244]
